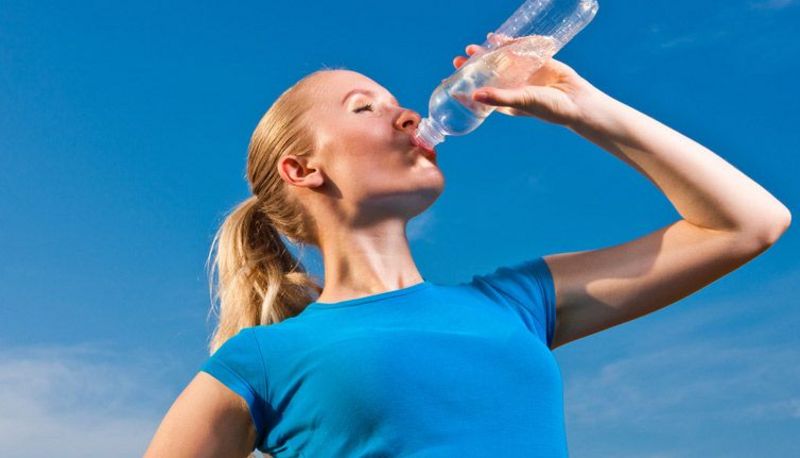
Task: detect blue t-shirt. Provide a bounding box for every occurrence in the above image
[199,256,565,457]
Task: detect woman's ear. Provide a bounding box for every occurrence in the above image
[278,154,325,189]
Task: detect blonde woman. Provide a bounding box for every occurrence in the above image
[144,40,791,457]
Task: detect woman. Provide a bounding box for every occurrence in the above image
[144,37,791,457]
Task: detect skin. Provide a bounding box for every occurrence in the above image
[455,33,791,349]
[145,70,444,458]
[143,372,258,457]
[144,34,791,457]
[278,69,445,303]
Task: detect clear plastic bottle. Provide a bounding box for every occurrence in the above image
[413,0,600,151]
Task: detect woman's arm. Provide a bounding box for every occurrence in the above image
[143,372,259,458]
[568,88,790,239]
[453,39,791,349]
[541,87,790,349]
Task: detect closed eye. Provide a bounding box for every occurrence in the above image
[354,103,373,113]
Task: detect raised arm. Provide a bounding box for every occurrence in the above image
[143,372,259,458]
[542,84,790,348]
[453,38,791,349]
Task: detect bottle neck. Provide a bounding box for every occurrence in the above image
[414,117,445,150]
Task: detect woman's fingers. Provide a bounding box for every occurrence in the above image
[453,43,482,69]
[466,44,480,55]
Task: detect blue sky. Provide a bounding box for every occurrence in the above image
[2,0,798,456]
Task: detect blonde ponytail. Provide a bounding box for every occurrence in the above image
[205,70,331,354]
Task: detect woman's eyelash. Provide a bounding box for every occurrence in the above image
[354,103,373,113]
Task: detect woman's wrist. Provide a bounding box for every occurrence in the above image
[567,85,628,138]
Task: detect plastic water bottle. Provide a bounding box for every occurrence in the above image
[412,0,599,151]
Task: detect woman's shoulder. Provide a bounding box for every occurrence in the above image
[247,312,322,350]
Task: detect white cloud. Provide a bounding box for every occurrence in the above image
[565,340,800,425]
[561,336,800,457]
[558,267,800,456]
[0,343,178,458]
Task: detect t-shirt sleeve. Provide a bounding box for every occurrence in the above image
[198,327,268,447]
[466,256,557,349]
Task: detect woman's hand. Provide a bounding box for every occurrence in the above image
[452,33,602,128]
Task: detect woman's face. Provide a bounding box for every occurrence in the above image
[283,70,444,222]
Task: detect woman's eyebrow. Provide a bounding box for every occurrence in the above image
[341,88,399,106]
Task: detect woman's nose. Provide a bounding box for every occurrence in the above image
[394,109,421,133]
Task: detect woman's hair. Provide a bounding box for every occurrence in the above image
[205,67,344,354]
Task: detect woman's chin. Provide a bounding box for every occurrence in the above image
[412,151,440,171]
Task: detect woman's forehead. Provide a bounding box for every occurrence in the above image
[312,70,390,103]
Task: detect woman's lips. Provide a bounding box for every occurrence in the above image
[410,135,437,163]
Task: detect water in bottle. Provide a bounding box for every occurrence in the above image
[413,0,599,152]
